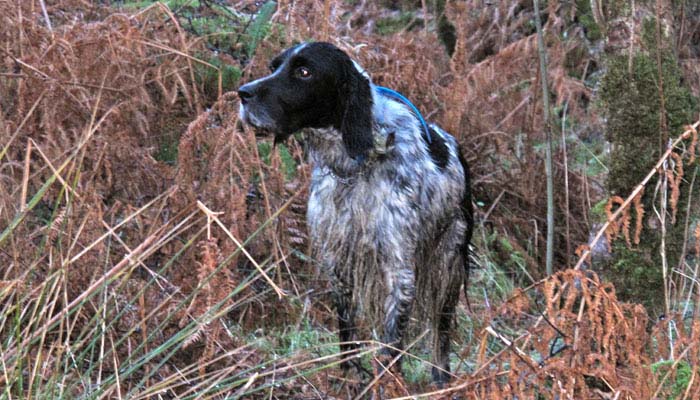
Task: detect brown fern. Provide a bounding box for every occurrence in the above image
[605,195,626,249]
[456,270,654,399]
[687,124,698,165]
[632,188,645,245]
[668,152,684,224]
[695,223,700,257]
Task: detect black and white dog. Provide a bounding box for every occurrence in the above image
[238,42,472,383]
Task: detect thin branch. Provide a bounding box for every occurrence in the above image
[655,0,670,151]
[561,103,571,267]
[533,0,555,276]
[38,0,53,33]
[196,201,286,299]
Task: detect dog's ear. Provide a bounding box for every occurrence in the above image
[338,60,373,161]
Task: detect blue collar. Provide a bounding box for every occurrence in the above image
[375,86,432,144]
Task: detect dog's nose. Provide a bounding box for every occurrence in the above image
[237,84,255,104]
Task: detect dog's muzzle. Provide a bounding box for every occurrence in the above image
[237,82,277,134]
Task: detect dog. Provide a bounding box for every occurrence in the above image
[238,42,472,383]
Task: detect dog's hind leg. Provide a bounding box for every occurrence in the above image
[381,267,416,366]
[431,290,459,384]
[430,219,469,385]
[334,280,366,374]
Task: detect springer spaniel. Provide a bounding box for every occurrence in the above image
[238,42,472,383]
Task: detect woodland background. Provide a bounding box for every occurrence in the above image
[1,0,700,398]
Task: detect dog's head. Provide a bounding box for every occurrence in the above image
[238,42,374,160]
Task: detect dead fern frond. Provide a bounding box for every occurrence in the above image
[575,244,591,264]
[574,121,700,270]
[182,325,206,350]
[459,270,654,399]
[632,188,645,245]
[182,238,223,325]
[46,207,67,243]
[695,223,700,257]
[687,124,698,164]
[605,195,626,249]
[668,152,683,224]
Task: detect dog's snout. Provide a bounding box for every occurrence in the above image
[237,84,255,104]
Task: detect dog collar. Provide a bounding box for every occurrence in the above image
[375,86,432,144]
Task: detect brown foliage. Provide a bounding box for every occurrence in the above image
[688,124,698,165]
[447,270,657,399]
[441,0,596,271]
[632,189,645,246]
[668,152,684,224]
[696,223,700,257]
[0,1,303,394]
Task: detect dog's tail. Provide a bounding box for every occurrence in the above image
[457,148,474,311]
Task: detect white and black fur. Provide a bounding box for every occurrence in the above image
[238,42,472,383]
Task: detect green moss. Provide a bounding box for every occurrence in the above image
[575,0,603,41]
[571,136,608,178]
[194,57,242,98]
[257,142,298,181]
[155,136,179,165]
[602,0,634,20]
[401,356,432,385]
[608,243,664,312]
[375,12,422,35]
[120,0,277,61]
[245,1,276,57]
[652,360,693,399]
[600,14,697,313]
[435,0,456,55]
[589,199,609,223]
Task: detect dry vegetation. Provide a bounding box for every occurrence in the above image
[1,0,699,399]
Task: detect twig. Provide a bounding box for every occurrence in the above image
[561,102,571,267]
[655,0,669,150]
[677,164,698,306]
[0,89,46,164]
[681,184,700,317]
[20,139,31,212]
[29,139,82,200]
[533,0,555,276]
[482,189,505,223]
[38,0,53,33]
[485,326,538,371]
[196,201,286,299]
[655,144,670,317]
[249,126,300,297]
[4,229,164,365]
[353,330,429,400]
[67,188,176,265]
[681,364,697,400]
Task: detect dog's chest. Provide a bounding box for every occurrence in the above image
[306,166,419,253]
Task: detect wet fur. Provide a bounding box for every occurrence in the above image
[238,42,472,383]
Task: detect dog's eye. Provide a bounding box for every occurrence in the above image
[294,66,312,79]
